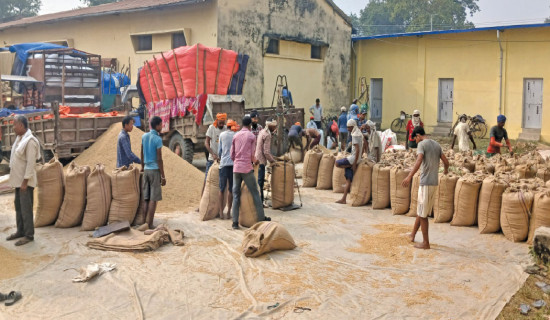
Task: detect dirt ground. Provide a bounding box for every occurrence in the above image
[0,162,533,319]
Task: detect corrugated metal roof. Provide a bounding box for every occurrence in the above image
[352,22,550,41]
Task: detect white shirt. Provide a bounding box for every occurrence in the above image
[454,122,470,152]
[309,105,323,121]
[347,129,363,164]
[206,125,226,161]
[9,138,39,188]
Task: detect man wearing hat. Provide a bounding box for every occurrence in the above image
[335,119,363,204]
[487,114,513,157]
[338,106,348,152]
[406,110,423,150]
[288,122,305,161]
[348,99,359,121]
[307,116,318,130]
[255,119,277,204]
[250,110,263,137]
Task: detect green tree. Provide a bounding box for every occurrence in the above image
[352,0,479,36]
[80,0,119,6]
[0,0,41,23]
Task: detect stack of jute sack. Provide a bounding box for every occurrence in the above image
[34,159,143,231]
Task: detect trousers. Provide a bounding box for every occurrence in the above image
[15,187,34,239]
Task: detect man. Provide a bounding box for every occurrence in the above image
[231,116,271,229]
[357,109,367,128]
[335,119,363,204]
[218,120,238,220]
[451,114,477,152]
[309,98,323,130]
[306,116,318,130]
[305,128,321,150]
[487,114,513,157]
[288,122,305,161]
[348,99,359,121]
[406,110,423,150]
[205,113,227,177]
[250,110,263,137]
[141,116,166,229]
[6,115,40,246]
[402,127,449,250]
[362,120,382,163]
[338,106,348,152]
[282,86,293,107]
[255,119,277,204]
[117,116,141,168]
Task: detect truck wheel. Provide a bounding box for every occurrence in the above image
[169,133,194,164]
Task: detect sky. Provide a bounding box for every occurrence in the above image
[40,0,550,28]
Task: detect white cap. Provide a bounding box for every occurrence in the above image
[341,106,346,112]
[346,119,357,127]
[413,110,420,115]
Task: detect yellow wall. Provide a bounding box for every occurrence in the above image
[354,26,550,142]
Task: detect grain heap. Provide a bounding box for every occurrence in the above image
[72,124,203,213]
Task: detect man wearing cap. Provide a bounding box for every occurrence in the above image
[335,119,363,204]
[255,119,277,204]
[309,98,323,130]
[307,116,318,130]
[348,99,359,121]
[361,120,381,163]
[487,115,513,157]
[203,113,227,194]
[402,126,449,250]
[357,108,367,128]
[451,114,477,152]
[406,110,423,150]
[288,122,305,161]
[338,106,348,152]
[250,110,263,137]
[218,120,239,219]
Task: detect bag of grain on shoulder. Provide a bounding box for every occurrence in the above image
[316,153,336,190]
[390,166,411,215]
[372,163,391,209]
[56,163,90,228]
[302,147,323,187]
[199,162,220,221]
[108,165,140,224]
[350,159,374,207]
[332,153,348,193]
[406,171,421,217]
[35,158,65,227]
[239,183,258,227]
[271,161,295,209]
[477,176,507,234]
[433,173,459,223]
[451,174,483,226]
[241,221,296,257]
[501,187,534,242]
[81,164,112,231]
[528,190,550,243]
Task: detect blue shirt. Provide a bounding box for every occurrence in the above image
[348,104,359,121]
[142,130,163,170]
[288,125,302,137]
[338,113,348,133]
[282,88,293,105]
[117,130,141,168]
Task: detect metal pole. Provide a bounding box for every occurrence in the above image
[430,15,433,31]
[497,30,504,115]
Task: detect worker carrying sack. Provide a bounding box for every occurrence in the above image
[81,164,112,231]
[332,153,348,193]
[433,174,459,223]
[350,159,374,207]
[56,163,90,228]
[451,174,483,227]
[108,165,140,224]
[477,176,507,234]
[316,153,336,190]
[390,166,411,215]
[241,221,296,257]
[406,171,421,217]
[35,158,65,227]
[302,147,323,187]
[372,163,391,209]
[271,161,295,209]
[529,190,550,243]
[199,162,220,221]
[501,187,534,242]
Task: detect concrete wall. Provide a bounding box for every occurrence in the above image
[217,0,352,112]
[353,26,550,142]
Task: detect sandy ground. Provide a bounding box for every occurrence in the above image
[0,167,531,319]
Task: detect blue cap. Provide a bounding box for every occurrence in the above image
[497,114,506,123]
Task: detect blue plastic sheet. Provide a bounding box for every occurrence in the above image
[0,108,50,118]
[102,71,131,94]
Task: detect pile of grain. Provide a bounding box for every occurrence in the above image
[72,124,203,213]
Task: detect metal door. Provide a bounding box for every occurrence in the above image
[523,79,543,129]
[370,79,383,121]
[438,79,454,123]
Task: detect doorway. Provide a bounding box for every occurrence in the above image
[523,79,543,129]
[438,79,454,123]
[370,78,383,121]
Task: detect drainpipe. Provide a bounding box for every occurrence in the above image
[497,30,503,115]
[352,41,358,100]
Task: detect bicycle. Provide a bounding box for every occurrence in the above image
[448,113,488,138]
[390,111,411,133]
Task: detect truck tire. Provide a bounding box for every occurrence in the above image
[169,133,194,164]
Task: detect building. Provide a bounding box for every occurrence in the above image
[352,23,550,142]
[0,0,352,113]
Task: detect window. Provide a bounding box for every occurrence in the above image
[137,35,152,51]
[311,45,322,59]
[172,32,187,49]
[266,39,279,54]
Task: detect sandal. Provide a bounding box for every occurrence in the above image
[4,291,22,306]
[5,234,23,241]
[14,237,33,246]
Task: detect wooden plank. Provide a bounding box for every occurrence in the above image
[75,118,80,142]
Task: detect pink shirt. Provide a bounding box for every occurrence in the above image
[230,127,256,173]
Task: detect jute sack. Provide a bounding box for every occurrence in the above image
[536,167,550,182]
[55,163,90,228]
[81,164,112,231]
[477,176,507,234]
[316,153,336,190]
[241,221,296,257]
[271,161,295,209]
[133,173,146,226]
[516,164,537,179]
[35,158,64,227]
[239,183,258,227]
[462,158,476,173]
[302,147,323,187]
[289,147,303,164]
[390,167,411,215]
[547,180,550,189]
[434,174,459,223]
[528,191,550,243]
[332,153,348,193]
[451,175,483,226]
[495,158,512,174]
[199,162,220,221]
[350,159,374,207]
[475,158,495,175]
[406,172,421,217]
[108,165,140,224]
[372,164,391,209]
[501,188,534,242]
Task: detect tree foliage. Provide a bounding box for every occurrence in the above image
[352,0,480,36]
[80,0,119,6]
[0,0,41,23]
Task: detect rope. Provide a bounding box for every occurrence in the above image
[172,49,185,96]
[152,56,167,101]
[160,52,178,98]
[214,49,223,94]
